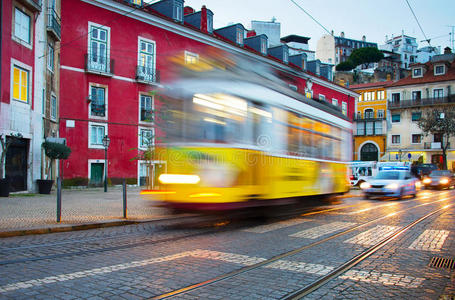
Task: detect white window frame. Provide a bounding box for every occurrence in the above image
[434,64,445,76]
[411,134,422,144]
[319,94,326,101]
[88,122,107,149]
[10,58,32,105]
[260,39,267,55]
[283,50,289,64]
[137,37,156,81]
[184,51,199,64]
[341,102,347,116]
[377,90,385,100]
[412,67,423,78]
[288,84,297,91]
[391,135,401,145]
[87,22,111,73]
[47,43,54,72]
[377,110,384,118]
[138,127,155,150]
[433,88,444,99]
[332,98,338,106]
[13,6,32,48]
[50,93,57,121]
[174,2,183,22]
[139,93,154,124]
[236,28,243,45]
[88,83,108,120]
[411,90,422,100]
[364,108,374,119]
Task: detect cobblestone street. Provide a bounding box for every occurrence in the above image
[0,189,454,299]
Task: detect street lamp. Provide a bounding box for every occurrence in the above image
[102,135,110,192]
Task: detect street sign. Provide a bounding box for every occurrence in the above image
[408,153,412,159]
[396,154,399,159]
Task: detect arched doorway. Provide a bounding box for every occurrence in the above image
[360,143,378,161]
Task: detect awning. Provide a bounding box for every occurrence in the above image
[381,152,422,162]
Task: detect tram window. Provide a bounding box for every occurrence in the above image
[249,103,272,147]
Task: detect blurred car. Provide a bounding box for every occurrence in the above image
[360,168,420,199]
[422,170,455,189]
[412,163,438,179]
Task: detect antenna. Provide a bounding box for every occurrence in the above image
[448,26,455,50]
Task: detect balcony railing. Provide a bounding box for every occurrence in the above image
[85,54,114,76]
[352,115,386,122]
[90,103,106,117]
[140,110,154,122]
[389,95,455,109]
[424,142,450,149]
[47,7,61,40]
[136,66,159,84]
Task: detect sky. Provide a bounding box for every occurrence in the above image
[182,0,455,52]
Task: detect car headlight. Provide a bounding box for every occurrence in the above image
[360,182,371,189]
[422,178,431,184]
[385,183,399,190]
[440,178,449,185]
[415,181,422,188]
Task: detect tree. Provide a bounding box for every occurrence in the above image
[335,60,355,71]
[417,107,455,170]
[42,141,72,179]
[349,47,384,69]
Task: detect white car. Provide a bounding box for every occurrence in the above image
[360,169,421,199]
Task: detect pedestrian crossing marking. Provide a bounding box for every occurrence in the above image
[344,225,401,246]
[243,218,311,233]
[290,222,357,239]
[340,269,425,288]
[408,229,449,251]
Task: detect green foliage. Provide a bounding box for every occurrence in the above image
[42,141,71,160]
[349,47,384,67]
[336,61,355,71]
[63,177,89,187]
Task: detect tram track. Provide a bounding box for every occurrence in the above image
[150,195,453,299]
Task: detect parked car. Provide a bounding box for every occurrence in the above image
[360,169,420,199]
[422,170,455,189]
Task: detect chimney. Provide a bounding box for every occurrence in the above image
[331,30,334,36]
[247,30,256,38]
[200,5,208,33]
[362,35,366,42]
[340,31,345,38]
[184,6,195,15]
[444,47,452,54]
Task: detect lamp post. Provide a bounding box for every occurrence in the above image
[102,135,110,192]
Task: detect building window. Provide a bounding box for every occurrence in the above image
[288,84,297,91]
[412,134,422,144]
[174,2,183,22]
[12,65,29,103]
[342,102,347,115]
[50,95,57,120]
[411,112,421,121]
[364,91,375,101]
[364,109,374,118]
[377,90,385,100]
[434,65,445,75]
[14,8,31,44]
[392,135,401,144]
[375,121,382,135]
[433,88,444,99]
[138,38,156,82]
[391,93,400,103]
[412,91,421,100]
[89,123,106,147]
[412,67,422,78]
[283,50,289,64]
[89,86,106,117]
[88,24,109,73]
[260,39,267,55]
[366,122,373,135]
[139,128,154,149]
[140,94,153,123]
[184,51,198,64]
[377,110,384,118]
[319,94,325,101]
[207,14,213,33]
[332,98,338,106]
[47,43,54,71]
[236,28,243,45]
[391,114,400,123]
[356,123,365,135]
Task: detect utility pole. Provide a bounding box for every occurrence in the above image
[448,26,455,50]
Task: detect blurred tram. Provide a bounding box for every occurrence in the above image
[141,53,353,211]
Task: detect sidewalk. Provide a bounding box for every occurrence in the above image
[0,187,362,237]
[0,185,173,237]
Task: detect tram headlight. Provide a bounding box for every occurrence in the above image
[199,162,238,188]
[158,174,200,184]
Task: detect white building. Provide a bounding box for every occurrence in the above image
[379,33,418,69]
[251,19,281,47]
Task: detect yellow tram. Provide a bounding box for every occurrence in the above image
[141,57,352,211]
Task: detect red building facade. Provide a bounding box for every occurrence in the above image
[59,0,357,186]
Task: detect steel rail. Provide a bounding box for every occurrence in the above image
[151,196,452,299]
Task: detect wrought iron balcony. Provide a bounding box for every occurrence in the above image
[47,7,61,40]
[140,110,154,122]
[136,66,159,84]
[424,142,450,149]
[90,103,106,117]
[352,115,386,122]
[389,95,455,109]
[85,54,114,76]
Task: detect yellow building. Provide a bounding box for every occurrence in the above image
[350,81,392,161]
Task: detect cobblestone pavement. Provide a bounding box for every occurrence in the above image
[0,189,453,299]
[0,186,172,231]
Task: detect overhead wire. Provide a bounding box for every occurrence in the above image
[288,0,332,36]
[404,0,431,46]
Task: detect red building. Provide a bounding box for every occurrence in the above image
[59,0,357,187]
